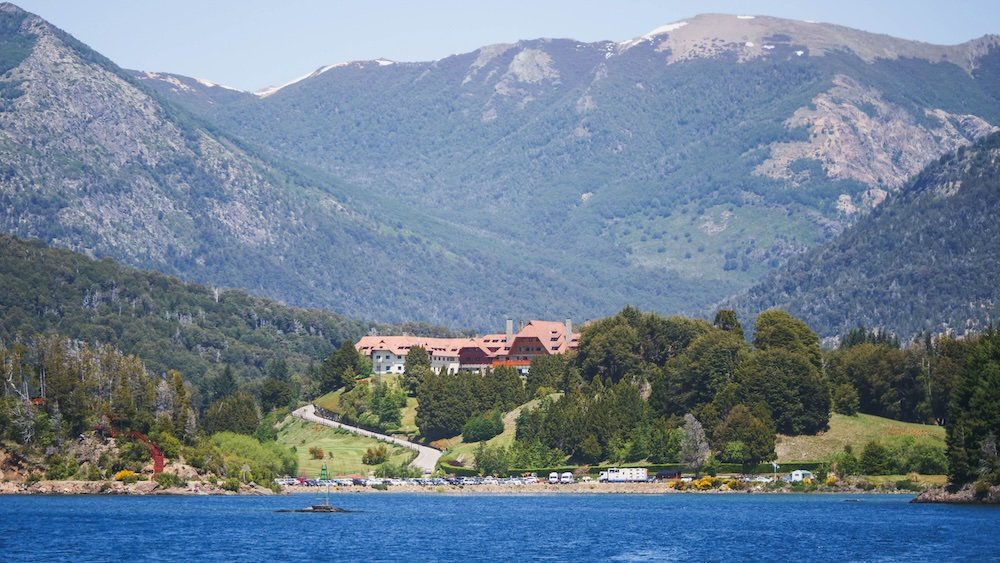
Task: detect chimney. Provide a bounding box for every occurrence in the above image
[565,319,572,343]
[506,318,513,343]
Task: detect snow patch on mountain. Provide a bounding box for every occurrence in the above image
[619,21,688,50]
[193,77,242,92]
[139,71,193,93]
[255,59,395,97]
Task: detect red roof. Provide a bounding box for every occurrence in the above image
[355,321,580,363]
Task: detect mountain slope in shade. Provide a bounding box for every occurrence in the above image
[139,13,1000,316]
[725,130,1000,340]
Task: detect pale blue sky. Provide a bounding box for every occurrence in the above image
[12,1,1000,92]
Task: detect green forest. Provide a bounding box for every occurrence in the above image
[311,306,998,488]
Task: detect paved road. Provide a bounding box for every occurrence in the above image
[292,404,442,474]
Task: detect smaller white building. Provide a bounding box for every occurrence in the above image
[789,470,814,482]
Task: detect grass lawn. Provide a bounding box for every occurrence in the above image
[399,397,419,434]
[867,474,948,486]
[313,388,344,412]
[276,416,413,478]
[776,413,946,462]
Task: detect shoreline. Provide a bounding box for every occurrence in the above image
[0,479,276,496]
[0,479,917,497]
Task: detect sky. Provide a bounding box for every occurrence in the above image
[12,0,1000,92]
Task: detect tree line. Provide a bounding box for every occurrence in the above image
[0,333,298,484]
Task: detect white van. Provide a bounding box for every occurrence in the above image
[548,472,560,484]
[560,472,575,484]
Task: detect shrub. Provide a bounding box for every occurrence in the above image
[462,411,504,443]
[694,476,721,490]
[308,446,325,460]
[153,472,186,489]
[831,384,860,415]
[703,456,720,477]
[222,477,241,492]
[210,432,298,483]
[114,469,139,484]
[363,445,389,465]
[973,479,991,498]
[831,448,861,476]
[860,441,893,475]
[894,479,923,492]
[45,454,78,481]
[790,479,817,492]
[86,464,102,481]
[902,441,948,475]
[766,479,787,491]
[150,431,182,459]
[374,461,420,479]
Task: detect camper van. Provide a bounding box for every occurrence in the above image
[548,472,560,484]
[599,467,648,483]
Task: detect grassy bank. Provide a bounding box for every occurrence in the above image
[276,417,413,478]
[776,413,945,462]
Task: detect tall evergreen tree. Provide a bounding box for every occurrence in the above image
[946,330,1000,485]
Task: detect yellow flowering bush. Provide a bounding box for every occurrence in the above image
[695,476,721,490]
[114,469,139,484]
[826,475,839,486]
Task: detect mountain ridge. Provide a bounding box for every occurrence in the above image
[150,12,1000,98]
[3,4,1000,331]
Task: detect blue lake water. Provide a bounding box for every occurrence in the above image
[1,493,998,561]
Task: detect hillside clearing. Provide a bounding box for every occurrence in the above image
[276,416,413,478]
[776,413,945,463]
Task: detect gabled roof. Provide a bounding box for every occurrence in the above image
[508,320,580,355]
[355,336,463,357]
[355,321,580,362]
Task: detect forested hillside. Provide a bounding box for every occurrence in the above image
[0,235,369,382]
[728,131,1000,339]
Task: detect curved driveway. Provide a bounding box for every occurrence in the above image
[292,404,442,474]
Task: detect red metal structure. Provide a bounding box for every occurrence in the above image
[96,425,165,474]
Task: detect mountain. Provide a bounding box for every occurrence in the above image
[724,130,1000,340]
[137,14,1000,320]
[0,3,628,329]
[4,5,1000,330]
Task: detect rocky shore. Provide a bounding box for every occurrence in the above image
[0,478,923,496]
[912,484,1000,504]
[0,479,275,496]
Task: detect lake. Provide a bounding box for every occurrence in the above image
[1,493,997,561]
